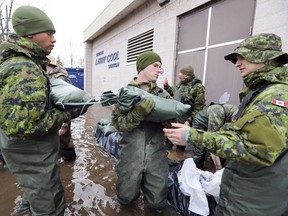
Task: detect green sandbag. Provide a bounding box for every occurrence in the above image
[49,77,97,110]
[97,118,118,136]
[101,86,191,122]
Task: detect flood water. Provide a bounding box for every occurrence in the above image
[0,103,185,216]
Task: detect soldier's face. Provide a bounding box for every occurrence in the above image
[235,55,265,77]
[29,31,56,54]
[141,62,162,82]
[178,73,189,81]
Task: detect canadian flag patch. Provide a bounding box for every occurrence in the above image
[272,99,288,107]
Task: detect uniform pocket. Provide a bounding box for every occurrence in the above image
[0,104,29,136]
[234,110,284,165]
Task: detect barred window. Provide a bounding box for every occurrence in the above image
[127,28,154,63]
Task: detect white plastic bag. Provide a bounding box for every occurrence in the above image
[201,168,223,204]
[177,158,210,216]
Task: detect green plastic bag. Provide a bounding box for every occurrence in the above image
[49,77,97,110]
[97,118,118,136]
[101,86,191,122]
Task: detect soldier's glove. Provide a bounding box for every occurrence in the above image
[133,97,155,119]
[162,119,176,128]
[66,106,88,119]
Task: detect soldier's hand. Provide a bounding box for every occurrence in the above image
[163,77,169,86]
[184,121,190,126]
[163,123,190,146]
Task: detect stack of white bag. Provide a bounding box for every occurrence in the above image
[178,158,223,216]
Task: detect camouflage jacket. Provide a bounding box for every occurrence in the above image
[0,33,69,138]
[192,103,238,132]
[188,65,288,166]
[112,78,170,132]
[164,75,205,122]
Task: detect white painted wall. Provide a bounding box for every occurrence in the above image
[253,0,288,52]
[84,0,288,96]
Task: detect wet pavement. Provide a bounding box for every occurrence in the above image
[0,103,189,216]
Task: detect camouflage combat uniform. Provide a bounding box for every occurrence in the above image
[165,75,206,122]
[112,78,170,210]
[187,34,288,215]
[165,75,205,151]
[191,103,238,169]
[0,33,70,215]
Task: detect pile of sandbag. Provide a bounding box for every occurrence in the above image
[93,118,119,159]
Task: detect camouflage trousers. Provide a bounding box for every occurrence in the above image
[0,130,65,216]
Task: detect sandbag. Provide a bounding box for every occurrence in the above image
[93,119,119,159]
[97,119,118,136]
[100,86,191,122]
[49,77,97,110]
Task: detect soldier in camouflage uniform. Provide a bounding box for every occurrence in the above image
[164,33,288,215]
[0,6,85,215]
[191,103,238,170]
[112,51,170,213]
[163,65,205,151]
[47,55,76,162]
[47,55,71,83]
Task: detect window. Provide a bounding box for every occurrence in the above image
[127,28,154,63]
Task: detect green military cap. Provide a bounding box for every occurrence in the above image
[136,51,162,73]
[180,65,194,76]
[224,33,288,65]
[12,5,55,36]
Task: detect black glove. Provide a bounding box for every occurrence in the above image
[162,119,176,128]
[133,97,155,118]
[66,106,88,119]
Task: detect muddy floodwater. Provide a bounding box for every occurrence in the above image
[0,103,186,216]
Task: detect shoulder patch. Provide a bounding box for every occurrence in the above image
[272,99,288,107]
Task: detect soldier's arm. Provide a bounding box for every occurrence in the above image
[188,111,285,166]
[161,88,173,99]
[206,105,226,132]
[185,84,205,123]
[191,84,206,116]
[112,98,155,132]
[1,92,70,137]
[34,107,71,133]
[163,83,175,96]
[111,107,145,132]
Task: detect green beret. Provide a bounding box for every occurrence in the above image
[136,51,162,73]
[224,33,288,65]
[12,5,55,36]
[180,65,194,76]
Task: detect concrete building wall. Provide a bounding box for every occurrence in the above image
[84,0,288,98]
[84,41,93,92]
[253,0,288,51]
[84,0,209,96]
